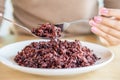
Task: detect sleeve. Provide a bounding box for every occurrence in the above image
[0,0,5,26]
[104,0,120,9]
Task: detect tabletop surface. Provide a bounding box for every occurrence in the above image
[0,34,120,80]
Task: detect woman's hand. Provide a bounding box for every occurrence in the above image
[89,8,120,46]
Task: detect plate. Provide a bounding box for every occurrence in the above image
[0,39,114,76]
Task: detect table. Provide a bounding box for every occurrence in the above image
[0,34,120,80]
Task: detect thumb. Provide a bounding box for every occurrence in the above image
[99,8,120,19]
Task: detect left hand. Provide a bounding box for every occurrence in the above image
[89,8,120,46]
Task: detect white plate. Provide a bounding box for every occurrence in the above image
[0,39,114,76]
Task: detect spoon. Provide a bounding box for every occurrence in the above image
[0,14,40,38]
[0,14,62,39]
[0,13,89,37]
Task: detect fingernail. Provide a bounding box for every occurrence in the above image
[94,16,102,23]
[91,27,98,33]
[99,8,108,15]
[89,20,97,26]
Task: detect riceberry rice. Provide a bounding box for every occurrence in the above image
[14,39,100,69]
[31,23,61,39]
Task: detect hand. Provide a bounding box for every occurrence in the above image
[89,8,120,46]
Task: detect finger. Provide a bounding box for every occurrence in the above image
[89,20,120,39]
[0,13,3,16]
[91,27,120,46]
[94,16,120,31]
[99,8,120,19]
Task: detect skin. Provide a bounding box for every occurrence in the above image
[89,8,120,46]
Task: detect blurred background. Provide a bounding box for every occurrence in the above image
[0,0,14,46]
[0,0,13,37]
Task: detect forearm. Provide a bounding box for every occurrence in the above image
[0,0,5,26]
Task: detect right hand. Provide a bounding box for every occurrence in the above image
[89,8,120,46]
